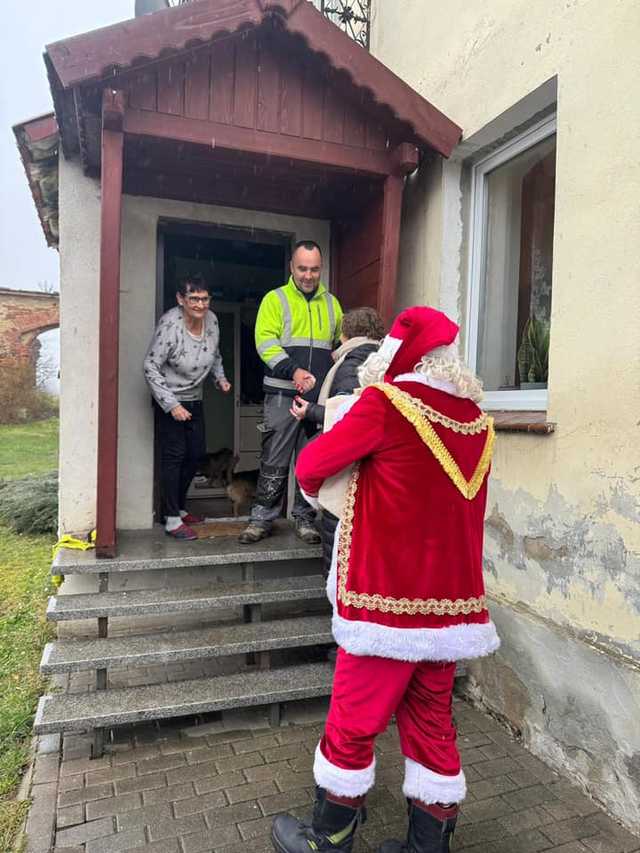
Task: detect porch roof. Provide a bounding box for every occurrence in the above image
[12,113,59,248]
[44,0,461,159]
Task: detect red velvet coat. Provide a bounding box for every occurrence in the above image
[296,379,500,662]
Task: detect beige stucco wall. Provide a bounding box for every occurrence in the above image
[57,165,330,533]
[371,0,640,829]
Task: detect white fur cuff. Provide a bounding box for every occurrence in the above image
[332,612,500,662]
[300,488,321,510]
[403,758,466,804]
[313,743,376,796]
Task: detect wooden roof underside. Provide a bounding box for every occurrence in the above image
[45,0,461,159]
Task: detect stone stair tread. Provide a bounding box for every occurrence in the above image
[34,662,334,733]
[47,574,327,621]
[53,521,321,574]
[41,615,332,672]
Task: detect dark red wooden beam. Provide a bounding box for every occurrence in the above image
[96,90,125,558]
[378,174,404,327]
[124,108,402,177]
[14,112,58,145]
[391,143,420,176]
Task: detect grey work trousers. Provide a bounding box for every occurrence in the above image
[249,392,317,529]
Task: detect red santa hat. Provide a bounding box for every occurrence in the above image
[378,306,459,381]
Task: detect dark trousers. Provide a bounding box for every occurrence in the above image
[155,401,206,519]
[249,392,317,529]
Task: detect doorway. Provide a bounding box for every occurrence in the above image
[156,220,291,517]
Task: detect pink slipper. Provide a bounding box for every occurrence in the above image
[165,523,197,541]
[181,513,205,525]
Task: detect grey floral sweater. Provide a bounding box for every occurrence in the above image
[143,307,227,413]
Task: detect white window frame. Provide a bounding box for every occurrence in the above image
[465,114,557,411]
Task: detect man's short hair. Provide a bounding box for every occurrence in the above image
[342,307,386,341]
[177,272,210,296]
[292,239,322,258]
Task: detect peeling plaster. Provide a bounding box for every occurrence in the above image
[485,478,640,652]
[466,601,640,832]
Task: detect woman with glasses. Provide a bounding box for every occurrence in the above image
[144,272,231,540]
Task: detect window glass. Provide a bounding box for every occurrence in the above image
[477,134,556,392]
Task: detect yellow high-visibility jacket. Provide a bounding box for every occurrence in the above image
[255,277,343,401]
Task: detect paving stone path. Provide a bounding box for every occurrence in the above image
[24,698,640,853]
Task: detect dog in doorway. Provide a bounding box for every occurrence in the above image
[200,449,258,516]
[200,448,235,489]
[226,466,259,517]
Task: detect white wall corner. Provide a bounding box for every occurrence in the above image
[57,158,101,536]
[439,160,464,328]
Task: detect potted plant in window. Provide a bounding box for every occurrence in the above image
[517,314,550,389]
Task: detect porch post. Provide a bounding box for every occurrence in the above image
[95,90,125,558]
[378,144,419,326]
[378,174,404,327]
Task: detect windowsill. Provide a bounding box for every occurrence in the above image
[490,410,555,434]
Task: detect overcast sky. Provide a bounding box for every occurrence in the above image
[0,0,134,293]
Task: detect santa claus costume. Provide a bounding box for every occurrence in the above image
[271,307,500,853]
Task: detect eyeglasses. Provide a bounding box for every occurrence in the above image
[185,295,211,305]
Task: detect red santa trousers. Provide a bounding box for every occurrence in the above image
[313,649,466,804]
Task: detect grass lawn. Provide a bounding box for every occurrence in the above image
[0,418,57,849]
[0,418,59,480]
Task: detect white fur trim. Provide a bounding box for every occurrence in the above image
[313,742,376,796]
[331,612,500,662]
[393,372,459,397]
[326,520,339,606]
[403,758,466,804]
[300,488,321,510]
[378,335,403,362]
[332,394,359,426]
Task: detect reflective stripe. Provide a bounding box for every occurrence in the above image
[257,338,282,356]
[325,292,336,339]
[275,287,292,343]
[265,352,288,369]
[288,337,332,350]
[327,817,358,846]
[264,376,296,390]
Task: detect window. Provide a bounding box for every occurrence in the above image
[467,115,556,410]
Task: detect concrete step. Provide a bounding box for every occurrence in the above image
[34,662,334,733]
[41,615,332,673]
[47,574,326,621]
[53,521,321,574]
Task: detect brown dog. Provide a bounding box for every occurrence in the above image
[199,448,235,489]
[226,465,259,517]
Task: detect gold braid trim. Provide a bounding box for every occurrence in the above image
[372,383,494,501]
[336,465,487,616]
[372,383,489,433]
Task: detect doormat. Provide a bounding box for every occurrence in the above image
[195,520,247,539]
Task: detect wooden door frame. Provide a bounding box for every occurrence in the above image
[152,218,294,523]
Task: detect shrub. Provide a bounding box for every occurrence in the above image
[0,472,58,534]
[0,361,58,425]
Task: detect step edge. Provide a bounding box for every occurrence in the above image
[52,547,323,574]
[40,628,334,673]
[47,583,327,621]
[33,667,333,733]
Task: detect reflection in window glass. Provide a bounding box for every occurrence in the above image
[477,135,556,392]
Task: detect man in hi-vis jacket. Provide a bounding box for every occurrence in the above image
[239,240,342,545]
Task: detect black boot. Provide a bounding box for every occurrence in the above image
[271,786,366,853]
[378,800,458,853]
